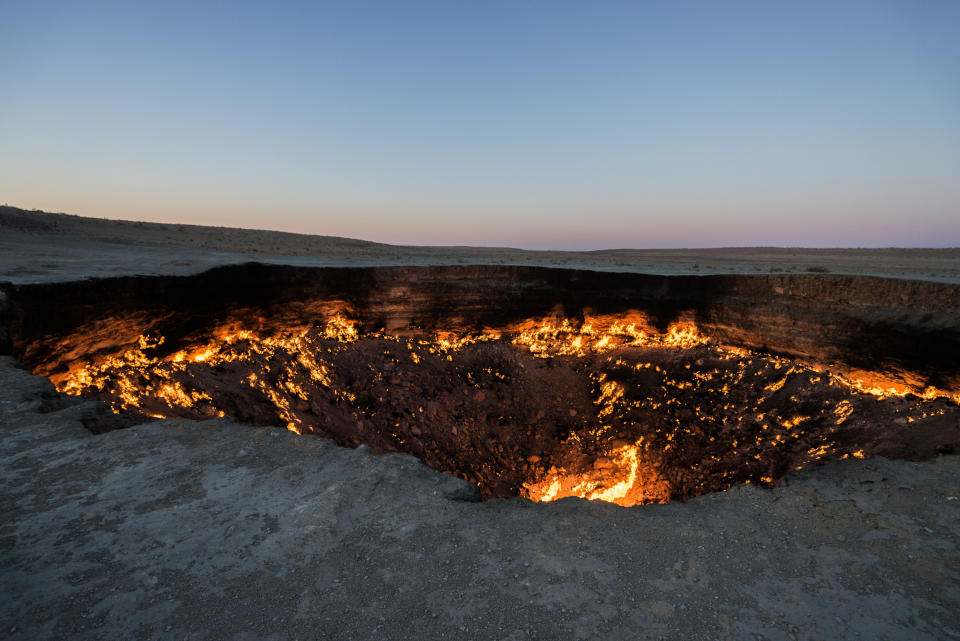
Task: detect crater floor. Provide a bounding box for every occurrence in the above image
[2,357,959,640]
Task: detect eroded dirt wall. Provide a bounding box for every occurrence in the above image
[5,264,959,394]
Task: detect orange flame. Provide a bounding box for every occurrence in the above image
[522,442,671,506]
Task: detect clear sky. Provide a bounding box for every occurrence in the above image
[2,1,958,249]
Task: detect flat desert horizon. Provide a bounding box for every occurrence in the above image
[3,204,959,284]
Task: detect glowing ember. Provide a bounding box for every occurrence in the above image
[510,316,707,357]
[523,442,671,507]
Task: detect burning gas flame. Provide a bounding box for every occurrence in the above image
[522,442,671,507]
[510,316,707,357]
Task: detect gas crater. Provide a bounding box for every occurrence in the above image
[4,264,959,506]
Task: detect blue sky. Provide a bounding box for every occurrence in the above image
[1,1,958,248]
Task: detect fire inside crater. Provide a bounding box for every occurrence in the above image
[49,314,960,506]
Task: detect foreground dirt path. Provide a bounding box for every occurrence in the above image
[2,356,958,641]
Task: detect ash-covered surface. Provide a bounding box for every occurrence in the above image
[2,356,960,640]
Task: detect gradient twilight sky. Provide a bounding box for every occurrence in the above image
[1,1,959,249]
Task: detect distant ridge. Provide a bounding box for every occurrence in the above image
[0,205,387,255]
[3,205,957,255]
[2,205,958,284]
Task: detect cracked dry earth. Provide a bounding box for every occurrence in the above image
[2,356,960,640]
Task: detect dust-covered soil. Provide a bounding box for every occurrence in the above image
[2,357,960,640]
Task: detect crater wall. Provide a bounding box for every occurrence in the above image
[4,263,959,394]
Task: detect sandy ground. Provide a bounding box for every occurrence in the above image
[2,358,959,641]
[3,205,959,284]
